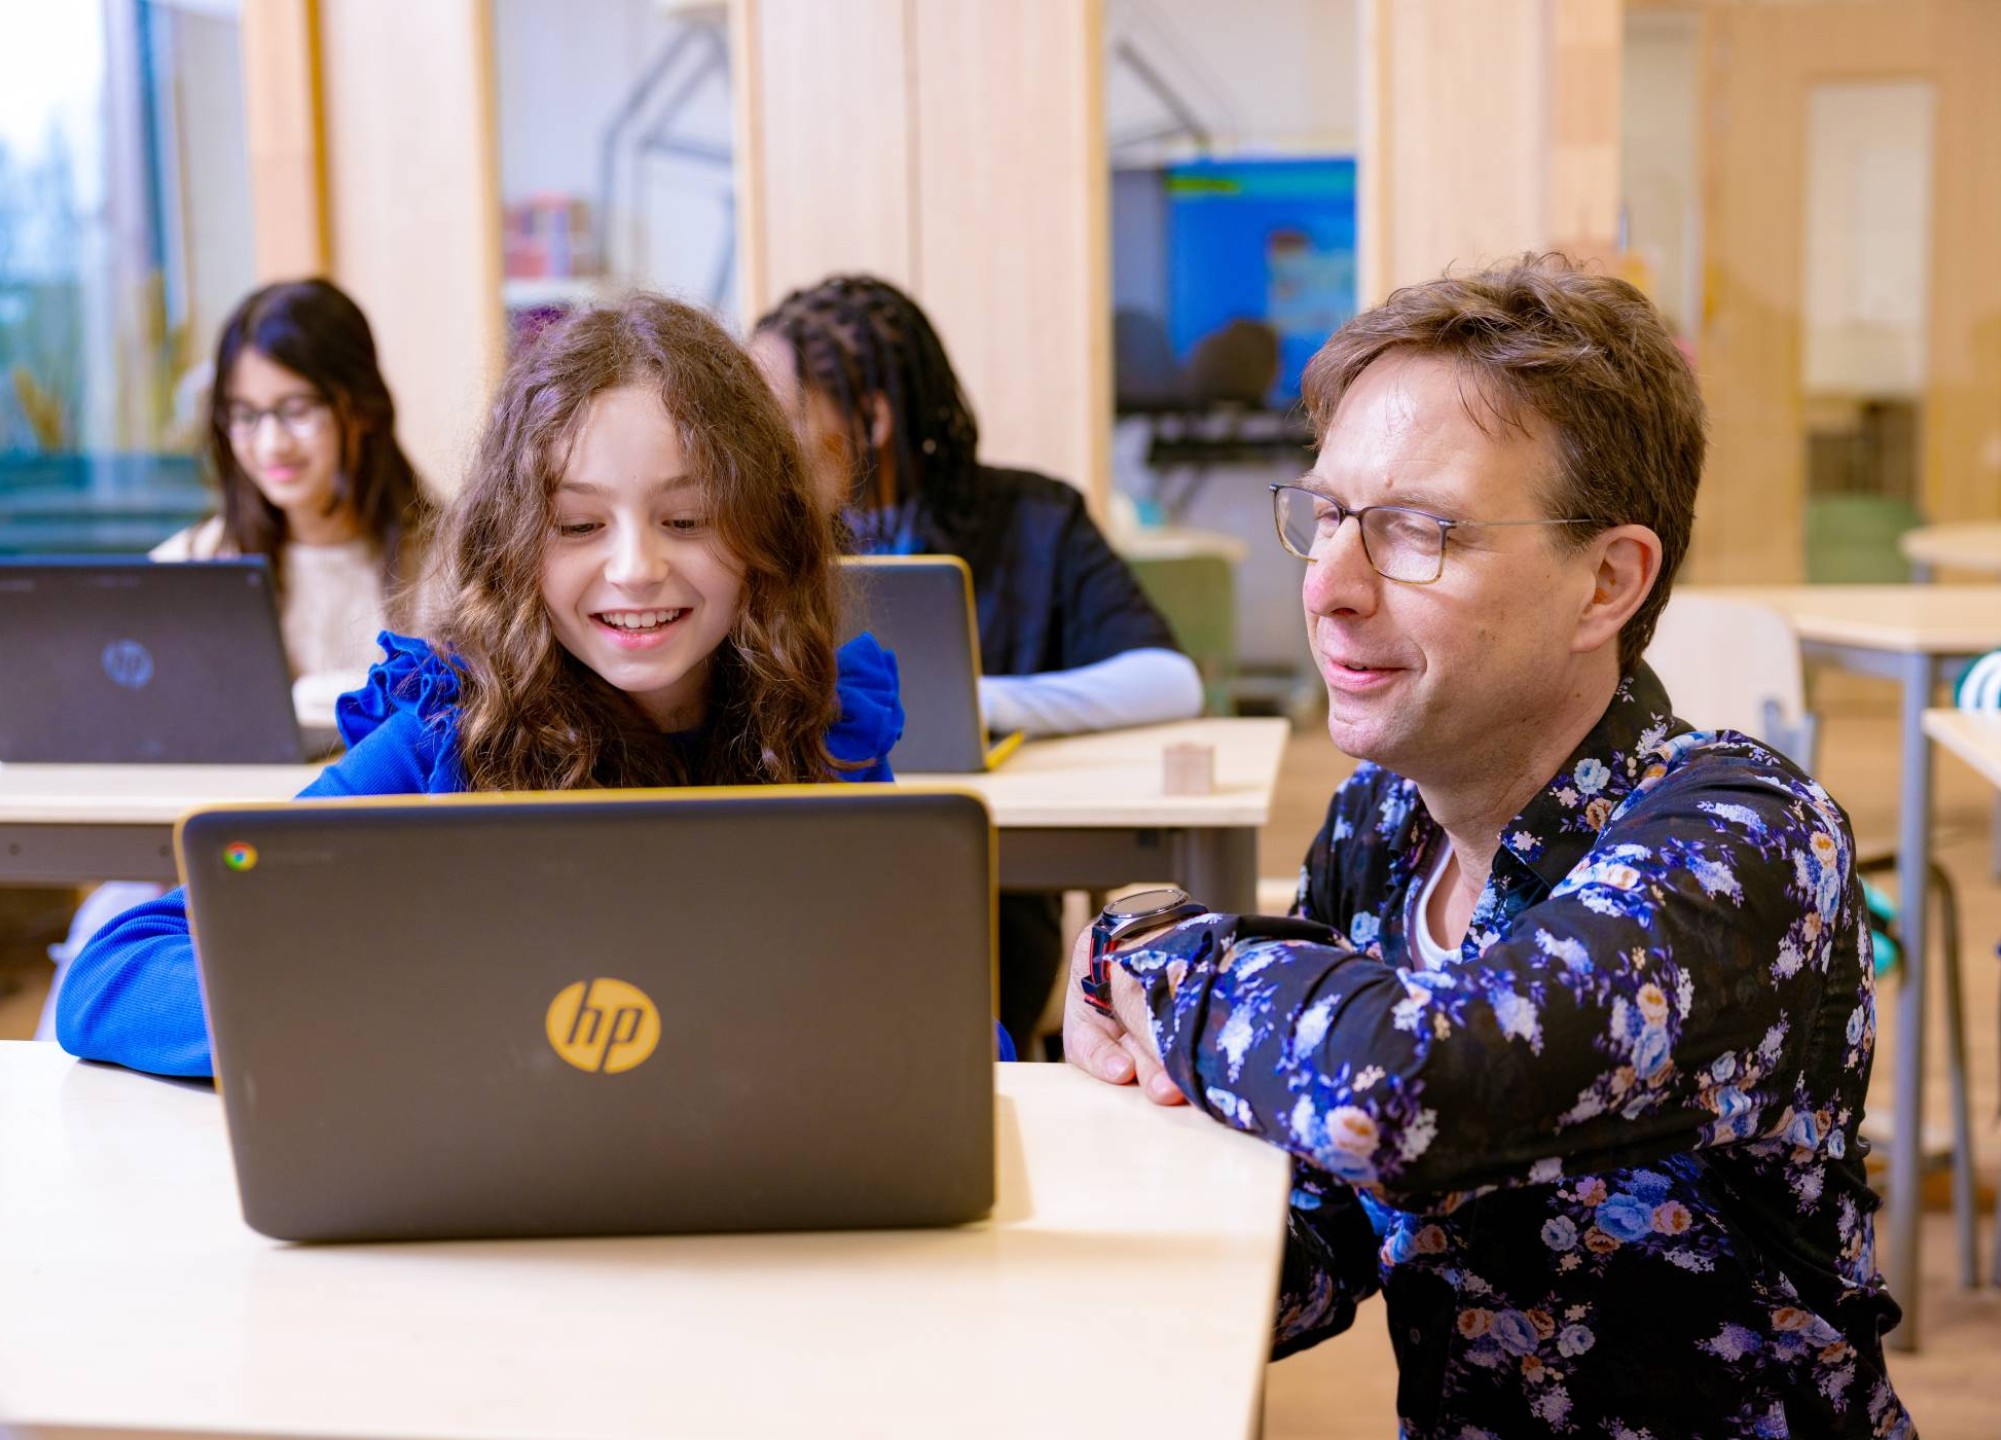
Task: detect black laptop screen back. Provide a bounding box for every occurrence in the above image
[0,558,304,763]
[838,558,989,772]
[180,788,996,1241]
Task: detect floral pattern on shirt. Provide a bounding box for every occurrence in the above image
[1118,664,1911,1439]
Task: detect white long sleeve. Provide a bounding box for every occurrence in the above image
[977,647,1205,738]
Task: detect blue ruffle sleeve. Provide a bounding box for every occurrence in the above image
[828,633,903,782]
[312,632,469,797]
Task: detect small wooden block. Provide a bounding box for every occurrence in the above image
[1162,742,1216,796]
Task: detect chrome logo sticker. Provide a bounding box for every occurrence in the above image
[222,843,258,871]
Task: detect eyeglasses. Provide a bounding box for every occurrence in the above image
[1269,483,1592,585]
[224,396,329,442]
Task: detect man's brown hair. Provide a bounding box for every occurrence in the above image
[1301,253,1705,671]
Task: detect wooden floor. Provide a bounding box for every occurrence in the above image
[2,678,1996,1433]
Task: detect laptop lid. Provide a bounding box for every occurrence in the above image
[0,557,305,764]
[179,786,997,1243]
[838,556,1021,773]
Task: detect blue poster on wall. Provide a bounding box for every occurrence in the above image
[1165,157,1357,403]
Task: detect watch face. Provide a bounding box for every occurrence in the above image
[1106,886,1189,920]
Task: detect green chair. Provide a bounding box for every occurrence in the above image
[1126,553,1237,716]
[1805,494,1924,584]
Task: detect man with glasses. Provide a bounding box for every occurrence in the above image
[1065,256,1909,1438]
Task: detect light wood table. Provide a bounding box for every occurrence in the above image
[904,717,1289,911]
[0,763,324,883]
[1696,585,2001,1346]
[1926,707,2001,788]
[1901,521,2001,579]
[0,1043,1290,1440]
[0,719,1290,912]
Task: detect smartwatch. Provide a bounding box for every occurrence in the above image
[1081,886,1208,1017]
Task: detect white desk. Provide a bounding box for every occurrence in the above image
[1695,584,2001,1347]
[1901,521,2001,579]
[0,1043,1290,1440]
[0,718,1290,911]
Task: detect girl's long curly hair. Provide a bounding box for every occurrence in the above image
[438,294,846,791]
[206,278,435,618]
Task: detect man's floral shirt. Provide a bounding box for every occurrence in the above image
[1118,665,1911,1438]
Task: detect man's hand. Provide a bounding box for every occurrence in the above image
[1061,923,1186,1105]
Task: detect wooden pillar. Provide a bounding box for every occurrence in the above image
[318,0,502,495]
[239,0,502,495]
[1361,0,1620,302]
[734,0,1110,510]
[910,3,1109,501]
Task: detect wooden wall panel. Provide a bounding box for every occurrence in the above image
[739,0,914,315]
[1923,1,2001,526]
[1366,0,1548,299]
[317,0,503,496]
[1549,0,1621,259]
[1689,1,2001,582]
[735,0,1108,508]
[911,2,1108,496]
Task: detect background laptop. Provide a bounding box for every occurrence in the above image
[0,557,306,764]
[179,786,997,1243]
[838,556,1023,773]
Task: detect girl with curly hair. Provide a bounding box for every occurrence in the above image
[56,294,913,1078]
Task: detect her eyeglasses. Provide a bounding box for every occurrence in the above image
[224,396,330,442]
[1269,483,1593,585]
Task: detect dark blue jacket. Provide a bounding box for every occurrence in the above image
[887,466,1180,677]
[58,631,917,1077]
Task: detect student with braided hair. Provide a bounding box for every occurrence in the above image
[751,274,1203,1053]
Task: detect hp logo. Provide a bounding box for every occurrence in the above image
[545,978,661,1074]
[102,639,154,689]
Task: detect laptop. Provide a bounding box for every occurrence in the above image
[838,556,1024,772]
[178,786,998,1243]
[0,557,307,764]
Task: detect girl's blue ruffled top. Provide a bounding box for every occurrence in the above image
[321,631,905,794]
[55,631,921,1077]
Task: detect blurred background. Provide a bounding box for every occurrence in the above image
[5,0,1997,712]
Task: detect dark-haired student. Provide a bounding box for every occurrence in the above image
[154,277,438,682]
[750,274,1204,1054]
[38,278,438,1040]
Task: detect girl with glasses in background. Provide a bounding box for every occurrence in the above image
[38,279,439,1041]
[156,277,439,690]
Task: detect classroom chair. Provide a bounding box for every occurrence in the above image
[1127,552,1237,716]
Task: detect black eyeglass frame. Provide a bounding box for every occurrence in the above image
[1268,482,1595,585]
